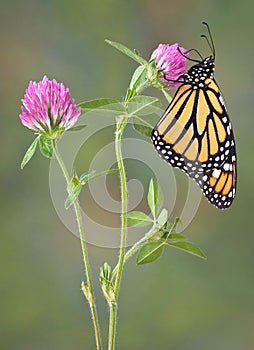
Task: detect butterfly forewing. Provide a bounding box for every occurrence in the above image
[152,58,237,209]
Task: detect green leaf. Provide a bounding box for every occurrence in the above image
[79,168,117,185]
[105,40,147,66]
[21,136,39,169]
[78,98,123,113]
[65,183,82,209]
[125,88,135,102]
[127,65,148,99]
[157,208,168,227]
[127,211,153,227]
[39,136,54,158]
[130,66,146,89]
[79,170,96,184]
[68,124,87,131]
[127,96,161,115]
[147,178,163,218]
[129,95,161,106]
[170,217,181,232]
[133,123,153,138]
[137,242,164,264]
[168,233,186,240]
[167,241,207,259]
[162,89,173,103]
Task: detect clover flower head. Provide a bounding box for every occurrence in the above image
[150,43,188,88]
[19,76,81,138]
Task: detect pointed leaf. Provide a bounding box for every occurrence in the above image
[65,184,82,209]
[129,65,147,91]
[129,95,161,107]
[125,87,135,102]
[127,211,153,227]
[137,242,164,265]
[157,208,168,227]
[79,168,117,185]
[170,217,181,233]
[133,123,153,138]
[79,170,96,184]
[168,233,186,240]
[162,89,173,103]
[147,178,163,218]
[78,98,123,113]
[39,136,53,158]
[167,241,206,259]
[68,124,87,131]
[21,137,40,169]
[105,40,147,66]
[127,96,161,115]
[127,65,148,99]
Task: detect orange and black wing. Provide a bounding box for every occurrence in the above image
[151,78,237,209]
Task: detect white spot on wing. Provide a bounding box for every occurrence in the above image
[212,169,221,178]
[223,163,230,171]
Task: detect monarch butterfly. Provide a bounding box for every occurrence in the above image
[151,22,237,209]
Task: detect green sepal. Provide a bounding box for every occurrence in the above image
[127,211,153,227]
[21,136,40,169]
[147,178,163,219]
[167,241,207,259]
[105,39,147,66]
[137,242,164,265]
[39,136,54,158]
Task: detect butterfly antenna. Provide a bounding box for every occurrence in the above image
[186,48,204,61]
[201,21,216,59]
[177,46,200,63]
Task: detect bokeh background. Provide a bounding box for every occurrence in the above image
[1,0,254,349]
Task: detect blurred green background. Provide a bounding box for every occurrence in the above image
[1,0,254,349]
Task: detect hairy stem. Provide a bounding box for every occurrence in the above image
[107,117,128,350]
[108,302,117,350]
[53,140,102,350]
[111,236,147,278]
[114,117,128,298]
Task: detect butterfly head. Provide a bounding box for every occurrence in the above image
[183,56,215,88]
[179,22,216,88]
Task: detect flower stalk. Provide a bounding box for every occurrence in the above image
[106,115,128,350]
[52,140,102,350]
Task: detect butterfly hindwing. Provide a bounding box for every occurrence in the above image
[151,59,237,209]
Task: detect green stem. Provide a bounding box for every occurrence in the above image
[52,140,102,350]
[114,117,128,298]
[111,237,146,279]
[107,117,128,350]
[111,223,156,279]
[108,302,117,350]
